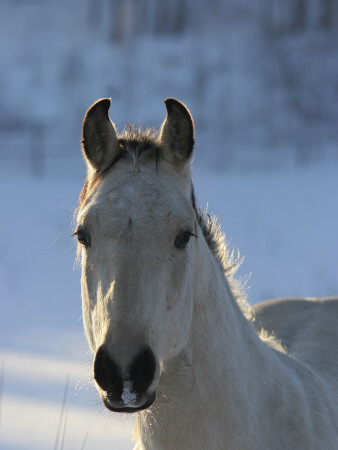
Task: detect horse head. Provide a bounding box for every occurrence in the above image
[76,98,197,412]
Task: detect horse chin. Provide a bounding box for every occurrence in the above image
[102,391,156,414]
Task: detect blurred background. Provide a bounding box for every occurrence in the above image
[1,0,338,448]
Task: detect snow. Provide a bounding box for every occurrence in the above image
[193,164,338,302]
[0,352,134,449]
[121,385,137,406]
[2,392,133,450]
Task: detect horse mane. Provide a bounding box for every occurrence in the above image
[104,124,163,173]
[194,206,253,317]
[118,125,161,163]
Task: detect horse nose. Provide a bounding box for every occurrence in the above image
[93,345,122,393]
[128,346,157,394]
[93,344,156,407]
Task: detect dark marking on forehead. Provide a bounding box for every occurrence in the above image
[128,216,133,232]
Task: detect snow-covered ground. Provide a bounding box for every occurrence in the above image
[1,352,134,449]
[1,158,337,449]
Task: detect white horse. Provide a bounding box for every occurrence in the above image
[75,98,338,449]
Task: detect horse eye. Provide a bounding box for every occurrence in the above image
[174,230,195,250]
[74,229,91,248]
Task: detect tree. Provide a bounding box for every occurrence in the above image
[319,0,335,29]
[291,0,307,31]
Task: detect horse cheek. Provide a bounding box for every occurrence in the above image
[162,266,194,359]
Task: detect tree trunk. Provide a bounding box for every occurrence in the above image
[320,0,334,29]
[291,0,307,31]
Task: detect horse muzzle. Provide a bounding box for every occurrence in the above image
[102,390,156,413]
[93,343,157,413]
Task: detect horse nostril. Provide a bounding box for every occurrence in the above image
[93,345,122,392]
[93,344,156,407]
[129,346,156,393]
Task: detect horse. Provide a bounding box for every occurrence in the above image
[75,97,338,449]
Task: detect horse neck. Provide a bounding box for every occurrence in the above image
[136,235,338,449]
[137,237,277,448]
[189,237,267,414]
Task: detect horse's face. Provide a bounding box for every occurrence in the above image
[76,98,195,412]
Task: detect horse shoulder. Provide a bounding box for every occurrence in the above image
[253,297,338,382]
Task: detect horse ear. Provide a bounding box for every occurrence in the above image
[160,98,194,167]
[82,98,120,173]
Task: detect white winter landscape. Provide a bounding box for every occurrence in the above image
[1,1,338,449]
